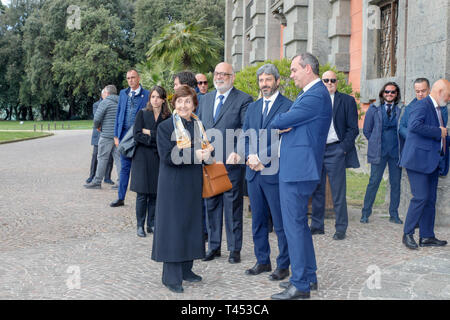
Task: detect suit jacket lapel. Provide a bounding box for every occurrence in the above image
[426,96,440,126]
[262,95,282,129]
[333,92,341,120]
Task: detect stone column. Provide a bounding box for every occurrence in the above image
[231,0,244,71]
[249,0,266,64]
[307,0,331,66]
[265,0,282,61]
[328,0,351,72]
[283,0,308,58]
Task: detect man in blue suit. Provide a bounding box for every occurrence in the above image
[399,78,432,155]
[239,64,292,281]
[310,71,360,240]
[400,79,449,249]
[270,53,332,300]
[110,69,150,207]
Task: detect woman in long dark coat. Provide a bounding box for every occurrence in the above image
[152,85,212,293]
[130,86,170,237]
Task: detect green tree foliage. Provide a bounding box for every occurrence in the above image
[133,0,225,62]
[146,18,223,74]
[234,59,356,101]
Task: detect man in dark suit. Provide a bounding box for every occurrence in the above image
[400,79,449,249]
[197,62,253,264]
[110,69,149,207]
[239,64,292,281]
[310,71,360,240]
[270,53,332,300]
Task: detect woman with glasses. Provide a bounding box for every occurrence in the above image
[360,82,404,224]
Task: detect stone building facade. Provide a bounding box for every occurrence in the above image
[225,0,450,225]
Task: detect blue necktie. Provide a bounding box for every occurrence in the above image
[214,95,224,123]
[262,100,270,125]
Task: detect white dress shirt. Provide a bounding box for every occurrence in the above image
[326,94,340,144]
[213,87,233,116]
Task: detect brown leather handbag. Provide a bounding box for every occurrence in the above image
[202,162,233,198]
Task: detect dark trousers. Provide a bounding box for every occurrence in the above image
[205,165,244,253]
[403,168,439,238]
[280,181,317,292]
[362,155,401,218]
[162,260,194,286]
[136,193,156,229]
[311,143,348,233]
[118,155,132,200]
[88,145,113,181]
[247,173,289,269]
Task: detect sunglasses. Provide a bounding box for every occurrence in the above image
[323,79,337,84]
[198,81,208,85]
[384,90,397,94]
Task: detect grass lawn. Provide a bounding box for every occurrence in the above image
[346,169,386,207]
[0,120,93,131]
[0,131,53,143]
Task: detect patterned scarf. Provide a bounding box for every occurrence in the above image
[172,110,211,150]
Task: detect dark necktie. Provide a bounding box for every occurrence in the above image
[386,104,392,118]
[437,106,446,154]
[214,95,224,123]
[262,100,270,125]
[127,91,136,129]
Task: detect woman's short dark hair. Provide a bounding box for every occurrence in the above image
[146,85,171,119]
[172,85,198,112]
[379,82,401,105]
[173,71,198,89]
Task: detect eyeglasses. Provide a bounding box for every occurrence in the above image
[322,79,337,84]
[384,90,397,94]
[198,81,208,85]
[214,72,232,77]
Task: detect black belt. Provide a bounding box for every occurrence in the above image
[326,141,340,146]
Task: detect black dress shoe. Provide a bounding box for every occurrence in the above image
[310,228,325,235]
[389,216,403,224]
[183,271,202,282]
[280,281,318,290]
[419,237,447,247]
[164,283,184,293]
[202,249,221,261]
[110,199,124,207]
[147,226,154,234]
[137,226,146,237]
[269,268,289,281]
[103,179,115,185]
[245,263,272,275]
[228,251,241,264]
[333,232,346,240]
[271,284,310,300]
[403,234,418,250]
[85,177,93,184]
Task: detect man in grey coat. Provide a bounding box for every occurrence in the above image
[84,85,121,189]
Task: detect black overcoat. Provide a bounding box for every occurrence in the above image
[130,109,163,194]
[151,116,205,263]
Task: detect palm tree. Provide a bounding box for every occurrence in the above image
[146,18,223,74]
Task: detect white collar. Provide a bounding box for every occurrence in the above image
[429,95,439,108]
[215,87,233,100]
[129,86,141,96]
[302,78,321,93]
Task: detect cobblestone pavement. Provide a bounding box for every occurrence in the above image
[0,130,449,300]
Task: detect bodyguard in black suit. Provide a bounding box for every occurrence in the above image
[310,71,360,240]
[197,62,253,264]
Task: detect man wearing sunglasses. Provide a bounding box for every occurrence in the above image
[196,73,209,95]
[310,71,360,240]
[361,82,404,224]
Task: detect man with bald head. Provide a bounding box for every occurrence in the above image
[196,73,209,95]
[197,62,253,264]
[310,71,360,240]
[400,79,450,249]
